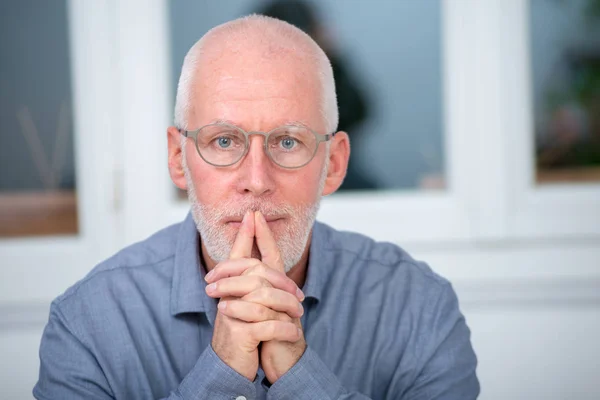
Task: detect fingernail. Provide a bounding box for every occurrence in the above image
[298,303,304,317]
[297,328,303,338]
[242,211,250,224]
[206,283,216,293]
[257,211,266,224]
[204,270,214,282]
[218,301,227,310]
[296,287,305,301]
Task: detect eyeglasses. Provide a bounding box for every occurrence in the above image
[179,122,336,169]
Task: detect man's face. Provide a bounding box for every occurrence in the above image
[181,52,330,272]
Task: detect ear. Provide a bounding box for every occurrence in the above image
[167,126,187,190]
[322,131,350,196]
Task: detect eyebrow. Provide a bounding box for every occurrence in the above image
[285,120,311,128]
[208,118,238,126]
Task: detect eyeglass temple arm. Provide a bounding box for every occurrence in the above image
[179,128,196,138]
[323,131,337,142]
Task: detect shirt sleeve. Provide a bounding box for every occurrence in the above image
[33,303,258,400]
[399,283,480,400]
[266,346,372,400]
[170,345,257,399]
[266,282,479,400]
[33,303,115,399]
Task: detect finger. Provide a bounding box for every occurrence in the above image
[242,264,304,301]
[241,287,304,318]
[217,299,293,322]
[208,261,303,300]
[254,211,284,272]
[205,275,271,298]
[229,210,255,260]
[250,320,302,343]
[205,258,262,283]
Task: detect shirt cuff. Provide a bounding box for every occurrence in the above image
[177,345,257,400]
[266,346,343,400]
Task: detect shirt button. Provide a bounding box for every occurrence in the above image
[235,397,246,400]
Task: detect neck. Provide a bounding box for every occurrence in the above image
[286,231,312,288]
[200,231,312,289]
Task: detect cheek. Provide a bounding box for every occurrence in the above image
[275,166,323,203]
[187,158,235,204]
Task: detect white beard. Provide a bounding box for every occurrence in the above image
[182,143,328,272]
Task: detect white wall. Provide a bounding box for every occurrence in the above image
[0,326,46,399]
[470,307,600,399]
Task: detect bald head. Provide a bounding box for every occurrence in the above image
[173,14,338,134]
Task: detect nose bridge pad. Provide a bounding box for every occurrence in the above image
[246,131,269,161]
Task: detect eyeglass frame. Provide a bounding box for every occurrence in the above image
[179,122,337,169]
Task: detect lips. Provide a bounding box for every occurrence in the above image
[225,215,284,226]
[264,216,284,223]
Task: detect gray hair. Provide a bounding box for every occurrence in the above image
[173,14,338,134]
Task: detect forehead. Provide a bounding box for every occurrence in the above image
[190,50,324,131]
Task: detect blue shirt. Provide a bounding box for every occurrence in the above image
[34,212,479,399]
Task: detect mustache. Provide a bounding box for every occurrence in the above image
[199,199,296,220]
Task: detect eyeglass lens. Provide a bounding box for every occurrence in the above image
[194,125,318,168]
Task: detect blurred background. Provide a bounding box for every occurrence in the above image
[1,0,599,398]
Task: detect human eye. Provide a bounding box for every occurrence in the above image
[216,136,233,148]
[207,130,244,150]
[278,136,299,151]
[269,127,309,152]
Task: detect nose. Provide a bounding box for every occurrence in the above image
[236,134,275,197]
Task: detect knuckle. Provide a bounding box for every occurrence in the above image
[267,321,279,337]
[278,312,292,323]
[281,276,293,289]
[245,263,265,277]
[241,260,258,276]
[289,322,300,337]
[258,287,273,302]
[255,263,268,275]
[288,280,299,293]
[255,305,267,319]
[258,276,272,288]
[278,321,294,338]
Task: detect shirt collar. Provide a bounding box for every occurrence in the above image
[170,212,216,319]
[301,220,330,304]
[170,212,332,317]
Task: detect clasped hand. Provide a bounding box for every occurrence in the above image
[205,210,306,383]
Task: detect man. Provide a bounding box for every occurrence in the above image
[34,15,479,399]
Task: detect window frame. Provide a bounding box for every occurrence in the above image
[0,0,122,303]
